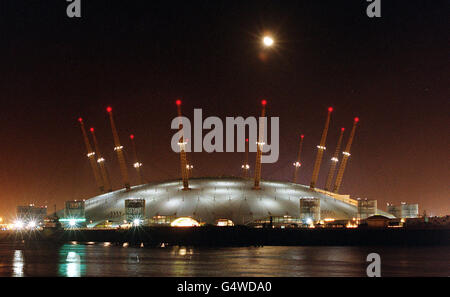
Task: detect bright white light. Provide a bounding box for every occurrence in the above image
[69,219,76,227]
[66,252,80,277]
[241,164,250,169]
[14,220,24,230]
[87,152,96,157]
[306,218,313,225]
[293,161,301,167]
[133,219,141,226]
[317,145,326,150]
[263,36,274,47]
[13,250,24,277]
[134,162,143,168]
[97,157,105,163]
[331,157,339,162]
[114,146,123,151]
[342,151,351,156]
[28,221,37,229]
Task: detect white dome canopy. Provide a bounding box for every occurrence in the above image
[84,177,393,225]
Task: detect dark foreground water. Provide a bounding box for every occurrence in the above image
[0,242,448,277]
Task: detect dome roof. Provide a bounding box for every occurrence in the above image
[84,177,393,224]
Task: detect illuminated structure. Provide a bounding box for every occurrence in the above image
[90,127,112,192]
[106,106,130,190]
[130,134,144,185]
[80,177,393,226]
[333,117,359,193]
[78,117,104,193]
[253,99,267,190]
[310,107,333,189]
[292,134,304,183]
[324,127,345,191]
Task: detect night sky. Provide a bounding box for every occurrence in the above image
[0,0,448,218]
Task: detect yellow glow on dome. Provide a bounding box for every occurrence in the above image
[170,217,199,227]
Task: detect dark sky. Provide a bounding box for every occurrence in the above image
[0,0,448,218]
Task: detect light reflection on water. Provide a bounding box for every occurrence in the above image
[58,244,86,277]
[12,250,24,277]
[0,243,448,277]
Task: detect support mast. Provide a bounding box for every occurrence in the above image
[176,100,190,190]
[333,117,359,193]
[130,134,144,185]
[253,99,267,190]
[78,117,104,193]
[324,127,345,191]
[106,106,130,190]
[310,107,333,189]
[293,134,305,183]
[90,127,112,192]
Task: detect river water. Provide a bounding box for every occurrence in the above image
[0,242,448,277]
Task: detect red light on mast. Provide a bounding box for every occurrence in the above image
[90,127,94,132]
[130,134,135,140]
[106,106,112,113]
[341,127,345,132]
[301,134,304,139]
[246,138,249,142]
[261,99,267,106]
[176,99,182,106]
[328,107,333,112]
[78,117,83,123]
[354,117,359,123]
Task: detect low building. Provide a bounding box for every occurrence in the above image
[364,215,390,228]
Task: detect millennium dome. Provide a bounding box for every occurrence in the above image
[83,177,393,225]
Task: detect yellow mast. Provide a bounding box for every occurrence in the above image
[253,99,267,190]
[333,117,359,193]
[293,134,304,183]
[176,100,189,190]
[90,127,112,192]
[106,106,130,190]
[324,127,345,191]
[130,134,144,185]
[310,107,333,189]
[241,138,250,178]
[78,117,104,193]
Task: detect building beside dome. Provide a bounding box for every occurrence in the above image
[80,177,393,227]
